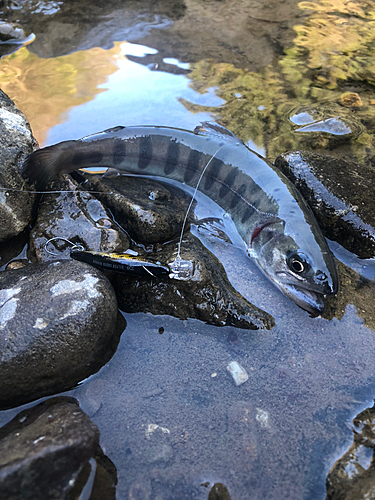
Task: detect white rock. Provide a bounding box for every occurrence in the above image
[226,361,249,386]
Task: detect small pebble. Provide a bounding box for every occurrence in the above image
[226,361,249,386]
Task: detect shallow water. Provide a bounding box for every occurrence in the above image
[1,1,375,498]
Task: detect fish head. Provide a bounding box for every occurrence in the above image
[249,220,338,315]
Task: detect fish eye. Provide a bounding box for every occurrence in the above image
[287,252,310,275]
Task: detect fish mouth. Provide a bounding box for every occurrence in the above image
[276,282,324,316]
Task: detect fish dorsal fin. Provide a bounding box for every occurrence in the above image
[194,121,241,144]
[102,126,126,134]
[82,126,126,141]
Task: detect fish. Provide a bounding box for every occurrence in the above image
[22,122,338,314]
[70,250,171,277]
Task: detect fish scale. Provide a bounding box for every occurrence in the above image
[22,122,338,314]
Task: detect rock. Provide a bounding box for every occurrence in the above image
[109,231,274,330]
[275,151,375,259]
[79,173,194,243]
[326,402,375,499]
[226,361,249,386]
[0,396,116,500]
[0,90,37,244]
[0,259,124,409]
[29,175,130,262]
[340,92,363,108]
[208,483,232,500]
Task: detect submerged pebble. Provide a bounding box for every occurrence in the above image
[226,361,249,386]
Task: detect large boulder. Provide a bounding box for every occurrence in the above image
[0,259,124,409]
[0,90,37,244]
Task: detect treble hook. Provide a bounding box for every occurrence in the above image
[44,236,85,256]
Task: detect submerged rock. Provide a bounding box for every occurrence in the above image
[0,90,37,244]
[0,397,117,500]
[109,232,274,330]
[0,259,123,409]
[29,175,130,262]
[326,402,375,499]
[275,151,375,259]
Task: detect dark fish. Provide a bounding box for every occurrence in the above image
[22,122,338,314]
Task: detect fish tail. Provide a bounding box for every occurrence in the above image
[22,140,77,190]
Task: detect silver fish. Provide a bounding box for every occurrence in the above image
[22,122,338,314]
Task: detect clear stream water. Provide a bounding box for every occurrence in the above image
[1,1,375,498]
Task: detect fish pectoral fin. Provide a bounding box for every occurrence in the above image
[194,121,241,144]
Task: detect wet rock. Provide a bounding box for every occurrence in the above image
[0,397,102,500]
[275,151,375,259]
[79,173,194,243]
[326,402,375,499]
[110,232,274,330]
[0,90,37,244]
[29,175,130,262]
[0,259,123,409]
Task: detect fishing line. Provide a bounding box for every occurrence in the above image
[169,144,225,280]
[0,186,109,195]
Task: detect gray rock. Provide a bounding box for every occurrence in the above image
[29,175,130,262]
[0,397,101,500]
[0,259,123,409]
[0,90,37,244]
[275,151,375,259]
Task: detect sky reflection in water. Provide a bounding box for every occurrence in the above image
[45,42,224,145]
